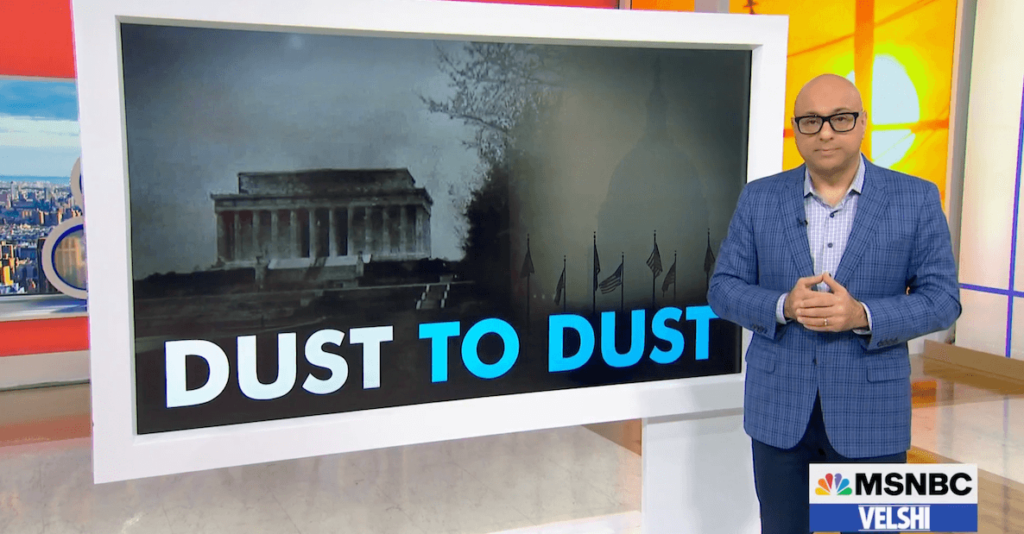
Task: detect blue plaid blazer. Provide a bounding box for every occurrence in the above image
[708,159,961,458]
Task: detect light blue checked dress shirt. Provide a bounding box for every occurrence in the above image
[775,156,873,332]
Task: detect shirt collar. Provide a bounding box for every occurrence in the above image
[804,154,866,198]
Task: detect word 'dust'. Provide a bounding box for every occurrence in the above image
[165,327,392,408]
[547,307,716,371]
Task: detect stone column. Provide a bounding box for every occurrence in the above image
[233,210,242,262]
[399,205,409,254]
[290,210,300,258]
[328,209,337,257]
[309,207,318,258]
[423,207,431,257]
[217,211,227,263]
[271,210,280,258]
[364,206,374,254]
[381,205,391,255]
[347,207,355,256]
[251,210,260,260]
[415,206,426,254]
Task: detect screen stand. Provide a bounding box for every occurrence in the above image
[641,409,760,533]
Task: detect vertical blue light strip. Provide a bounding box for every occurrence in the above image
[1007,78,1024,358]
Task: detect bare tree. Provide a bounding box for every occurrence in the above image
[421,41,562,167]
[421,41,564,312]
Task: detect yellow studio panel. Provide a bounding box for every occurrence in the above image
[895,126,951,203]
[729,0,957,209]
[732,0,856,69]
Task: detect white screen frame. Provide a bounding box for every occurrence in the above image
[73,0,788,483]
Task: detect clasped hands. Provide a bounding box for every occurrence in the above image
[784,273,869,332]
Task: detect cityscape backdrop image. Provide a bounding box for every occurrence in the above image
[121,23,750,434]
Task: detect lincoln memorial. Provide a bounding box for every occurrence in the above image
[211,168,432,271]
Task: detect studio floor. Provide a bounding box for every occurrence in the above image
[0,354,1021,534]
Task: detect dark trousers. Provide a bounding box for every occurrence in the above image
[751,395,907,534]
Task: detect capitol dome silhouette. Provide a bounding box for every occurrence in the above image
[597,59,710,308]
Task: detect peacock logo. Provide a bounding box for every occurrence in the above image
[816,473,852,496]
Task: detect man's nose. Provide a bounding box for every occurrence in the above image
[817,121,836,139]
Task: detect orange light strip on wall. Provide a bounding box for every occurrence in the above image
[0,317,89,357]
[0,414,92,446]
[630,0,695,11]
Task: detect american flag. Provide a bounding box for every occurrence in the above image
[647,242,663,277]
[599,262,623,294]
[704,230,716,275]
[661,259,676,295]
[521,245,534,278]
[554,265,566,305]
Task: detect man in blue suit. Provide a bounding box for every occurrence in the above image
[707,74,961,534]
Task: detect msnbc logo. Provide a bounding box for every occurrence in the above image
[816,473,852,496]
[810,464,978,532]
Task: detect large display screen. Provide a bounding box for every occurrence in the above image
[120,23,751,434]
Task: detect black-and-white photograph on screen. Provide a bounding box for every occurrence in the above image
[122,23,749,434]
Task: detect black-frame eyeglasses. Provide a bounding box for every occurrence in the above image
[793,112,860,135]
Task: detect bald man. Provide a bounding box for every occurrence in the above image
[708,74,960,533]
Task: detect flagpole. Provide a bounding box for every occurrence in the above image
[652,231,657,310]
[563,255,567,313]
[592,232,597,316]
